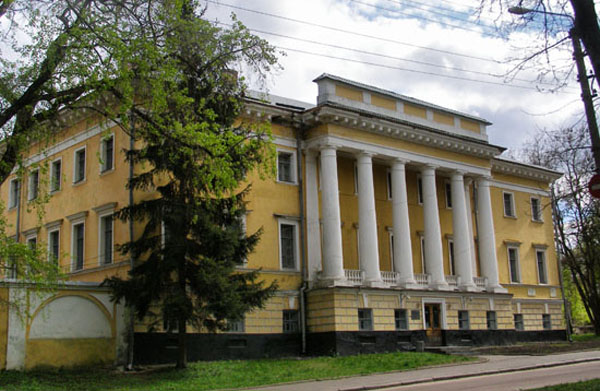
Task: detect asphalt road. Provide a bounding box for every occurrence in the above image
[381,361,600,390]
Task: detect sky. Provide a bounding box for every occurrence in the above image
[201,0,590,154]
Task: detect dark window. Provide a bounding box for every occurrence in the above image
[542,314,551,330]
[486,311,497,330]
[395,309,408,330]
[503,193,515,217]
[101,215,113,264]
[411,310,420,320]
[449,240,455,275]
[27,237,37,250]
[280,223,296,269]
[387,170,393,199]
[458,310,470,330]
[73,223,84,270]
[49,230,60,263]
[74,148,86,183]
[226,317,245,333]
[508,247,520,283]
[514,314,524,331]
[358,309,373,331]
[101,136,114,172]
[283,310,299,333]
[531,198,542,221]
[277,152,293,183]
[51,160,61,191]
[9,179,19,208]
[417,177,423,204]
[537,250,548,284]
[28,170,39,200]
[445,181,452,208]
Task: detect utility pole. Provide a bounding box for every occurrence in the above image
[571,27,600,174]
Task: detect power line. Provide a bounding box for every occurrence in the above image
[204,0,501,63]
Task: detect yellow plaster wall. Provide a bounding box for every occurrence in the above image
[404,103,427,119]
[460,118,481,133]
[335,85,363,102]
[0,288,8,369]
[371,94,396,111]
[433,112,454,127]
[25,338,114,369]
[516,301,563,330]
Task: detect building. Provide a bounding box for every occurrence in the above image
[0,74,564,369]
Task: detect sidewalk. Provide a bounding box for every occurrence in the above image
[250,350,600,391]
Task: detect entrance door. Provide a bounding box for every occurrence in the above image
[424,303,442,346]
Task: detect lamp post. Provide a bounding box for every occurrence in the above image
[509,6,600,176]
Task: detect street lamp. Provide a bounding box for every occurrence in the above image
[508,6,600,176]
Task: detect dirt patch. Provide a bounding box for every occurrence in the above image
[470,337,600,355]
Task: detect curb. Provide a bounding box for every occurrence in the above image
[339,357,600,391]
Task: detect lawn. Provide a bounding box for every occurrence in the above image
[0,351,472,391]
[532,378,600,390]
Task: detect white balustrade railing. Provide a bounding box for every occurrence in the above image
[381,271,398,285]
[445,275,460,286]
[344,269,364,285]
[414,273,430,286]
[474,276,487,289]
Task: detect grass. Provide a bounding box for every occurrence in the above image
[0,351,473,391]
[532,378,600,390]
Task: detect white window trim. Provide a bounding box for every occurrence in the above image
[421,298,447,330]
[278,218,300,271]
[535,249,548,285]
[27,168,39,201]
[97,212,114,266]
[73,146,87,184]
[417,175,423,205]
[100,133,115,174]
[503,191,516,218]
[276,148,297,185]
[507,245,521,283]
[69,215,86,272]
[444,180,452,209]
[47,228,60,263]
[8,178,19,209]
[25,233,37,249]
[530,196,543,222]
[50,157,62,193]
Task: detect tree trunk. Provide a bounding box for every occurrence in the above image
[570,0,600,88]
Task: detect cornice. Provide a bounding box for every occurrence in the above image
[492,158,562,183]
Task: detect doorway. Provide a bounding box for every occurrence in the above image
[424,303,442,346]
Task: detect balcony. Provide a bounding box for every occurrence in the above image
[445,275,460,287]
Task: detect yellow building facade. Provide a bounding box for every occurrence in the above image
[1,74,564,367]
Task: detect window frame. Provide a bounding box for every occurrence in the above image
[226,316,245,333]
[283,310,299,333]
[27,169,39,201]
[536,249,548,285]
[354,161,359,195]
[448,238,455,275]
[458,310,470,330]
[71,220,85,271]
[419,235,427,274]
[100,133,115,173]
[444,180,452,209]
[507,245,521,283]
[47,228,60,264]
[388,230,395,272]
[542,314,551,330]
[50,158,62,193]
[276,149,297,184]
[503,191,516,218]
[8,178,20,209]
[417,175,423,205]
[395,309,408,330]
[278,218,300,271]
[386,168,393,200]
[26,234,37,250]
[486,310,497,330]
[514,313,524,331]
[530,196,542,222]
[73,146,87,184]
[98,213,114,265]
[358,308,373,331]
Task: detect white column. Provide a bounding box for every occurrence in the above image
[476,176,506,293]
[421,165,450,290]
[319,146,346,284]
[305,150,321,283]
[451,171,476,291]
[464,179,478,277]
[356,152,383,287]
[391,159,417,287]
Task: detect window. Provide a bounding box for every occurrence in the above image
[417,175,423,204]
[354,162,358,194]
[458,310,470,330]
[514,314,524,331]
[99,214,113,265]
[420,236,427,274]
[395,309,408,330]
[283,310,299,333]
[389,232,395,271]
[50,159,61,192]
[507,246,520,283]
[226,317,245,333]
[277,150,295,183]
[101,135,114,172]
[279,221,298,270]
[503,192,515,217]
[72,222,85,271]
[26,236,37,250]
[531,197,542,222]
[73,147,86,183]
[445,181,452,208]
[8,178,19,209]
[28,169,39,201]
[448,239,455,275]
[358,309,373,331]
[542,314,551,330]
[48,230,60,263]
[387,169,393,199]
[536,250,548,284]
[486,311,497,330]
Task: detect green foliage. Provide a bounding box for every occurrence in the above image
[532,378,600,391]
[0,352,472,391]
[563,268,590,325]
[102,1,279,367]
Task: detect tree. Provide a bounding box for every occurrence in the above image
[103,2,279,369]
[522,126,600,335]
